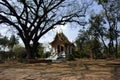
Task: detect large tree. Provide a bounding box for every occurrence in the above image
[76,28,102,59]
[0,0,92,59]
[89,14,108,57]
[97,0,120,58]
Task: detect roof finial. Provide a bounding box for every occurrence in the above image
[56,25,63,34]
[58,27,63,33]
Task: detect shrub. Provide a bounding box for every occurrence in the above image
[80,53,90,58]
[66,53,75,61]
[43,52,51,58]
[37,52,51,58]
[0,51,14,61]
[13,44,27,62]
[73,51,81,58]
[95,52,104,59]
[0,51,6,61]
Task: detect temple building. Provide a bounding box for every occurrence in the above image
[50,32,75,58]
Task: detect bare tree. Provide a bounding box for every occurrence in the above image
[0,0,92,59]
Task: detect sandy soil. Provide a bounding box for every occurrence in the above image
[0,59,120,80]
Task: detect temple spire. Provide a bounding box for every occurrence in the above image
[57,27,63,34]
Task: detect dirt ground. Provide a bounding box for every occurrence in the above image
[0,59,120,80]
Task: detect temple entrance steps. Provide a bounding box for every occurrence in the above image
[46,52,66,62]
[46,53,58,60]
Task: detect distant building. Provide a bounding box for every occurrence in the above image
[50,32,75,57]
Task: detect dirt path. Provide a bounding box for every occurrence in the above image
[0,59,120,80]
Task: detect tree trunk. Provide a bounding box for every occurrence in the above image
[115,35,118,58]
[24,40,35,59]
[25,40,39,59]
[115,21,118,58]
[25,46,35,59]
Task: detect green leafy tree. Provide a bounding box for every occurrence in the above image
[8,35,19,51]
[76,16,105,59]
[0,36,9,51]
[13,44,27,61]
[89,14,108,58]
[76,29,102,59]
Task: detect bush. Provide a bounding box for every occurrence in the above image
[43,52,51,58]
[73,51,90,58]
[0,51,14,61]
[0,51,6,61]
[37,52,51,58]
[95,52,105,59]
[80,53,90,58]
[13,44,27,62]
[73,51,81,58]
[66,54,75,61]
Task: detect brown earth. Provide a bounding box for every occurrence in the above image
[0,59,120,80]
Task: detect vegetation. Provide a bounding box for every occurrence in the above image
[75,0,120,59]
[36,43,50,58]
[8,35,19,51]
[0,36,9,51]
[0,34,21,61]
[12,44,27,62]
[66,53,75,61]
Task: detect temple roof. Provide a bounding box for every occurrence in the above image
[50,32,71,46]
